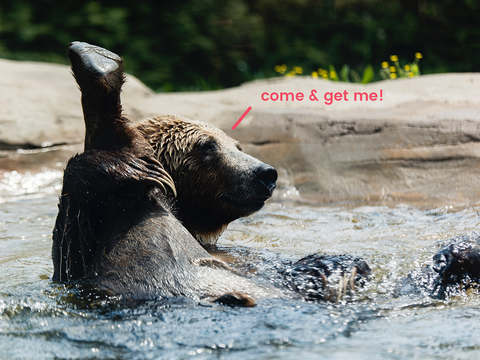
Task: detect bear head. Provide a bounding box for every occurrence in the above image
[136,115,277,245]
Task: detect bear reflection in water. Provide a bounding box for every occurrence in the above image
[51,42,480,305]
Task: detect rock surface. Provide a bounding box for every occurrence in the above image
[1,58,480,204]
[0,58,152,148]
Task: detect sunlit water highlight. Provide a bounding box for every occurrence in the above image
[1,175,480,359]
[0,170,63,203]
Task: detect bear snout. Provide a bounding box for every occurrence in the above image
[254,163,278,193]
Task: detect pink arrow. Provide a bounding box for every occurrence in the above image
[231,106,252,130]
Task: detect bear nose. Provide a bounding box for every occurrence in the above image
[255,164,278,190]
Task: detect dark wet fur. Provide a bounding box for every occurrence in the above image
[51,42,256,306]
[280,254,371,301]
[396,232,480,299]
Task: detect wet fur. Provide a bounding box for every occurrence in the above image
[51,42,265,305]
[136,115,277,245]
[396,232,480,299]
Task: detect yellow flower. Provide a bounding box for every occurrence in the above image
[390,73,397,79]
[404,64,411,71]
[390,55,398,62]
[311,71,319,78]
[409,72,414,78]
[329,71,337,79]
[415,52,422,59]
[382,61,389,68]
[293,66,303,74]
[389,66,396,73]
[274,65,281,73]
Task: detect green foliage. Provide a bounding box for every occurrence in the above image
[0,0,478,91]
[350,69,361,83]
[275,54,421,84]
[361,64,374,84]
[340,64,349,82]
[328,65,338,81]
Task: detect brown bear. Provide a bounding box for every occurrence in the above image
[136,115,277,245]
[51,41,276,305]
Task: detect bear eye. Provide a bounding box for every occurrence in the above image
[197,139,217,152]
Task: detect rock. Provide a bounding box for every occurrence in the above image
[1,57,480,204]
[0,58,152,148]
[0,144,82,173]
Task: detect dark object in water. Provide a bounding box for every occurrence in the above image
[279,254,371,302]
[397,232,480,299]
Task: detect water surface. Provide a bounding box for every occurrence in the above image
[1,171,480,359]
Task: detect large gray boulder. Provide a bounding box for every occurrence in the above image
[1,57,480,204]
[0,58,152,147]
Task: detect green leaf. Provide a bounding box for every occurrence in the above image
[361,64,374,84]
[340,64,350,82]
[411,64,420,76]
[350,69,361,83]
[379,69,389,80]
[329,64,338,81]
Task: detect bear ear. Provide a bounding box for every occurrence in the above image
[235,141,243,151]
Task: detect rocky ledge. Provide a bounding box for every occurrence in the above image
[1,58,480,205]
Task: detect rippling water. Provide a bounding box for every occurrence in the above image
[1,172,480,359]
[0,170,63,203]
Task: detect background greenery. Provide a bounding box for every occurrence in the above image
[0,0,478,91]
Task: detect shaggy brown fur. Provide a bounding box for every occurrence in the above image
[51,41,272,305]
[136,115,277,245]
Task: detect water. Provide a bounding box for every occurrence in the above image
[1,171,480,359]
